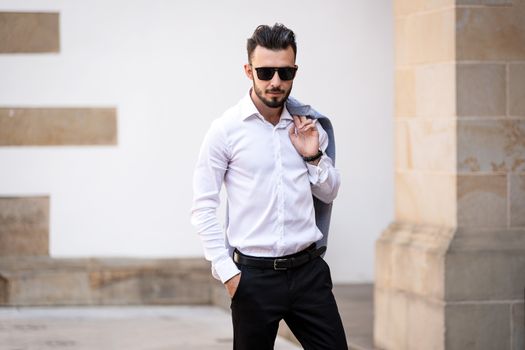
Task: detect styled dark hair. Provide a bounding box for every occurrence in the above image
[247,23,297,63]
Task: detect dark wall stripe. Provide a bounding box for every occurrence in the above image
[0,196,49,256]
[0,108,117,146]
[0,12,59,53]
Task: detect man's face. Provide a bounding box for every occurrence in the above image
[244,46,297,109]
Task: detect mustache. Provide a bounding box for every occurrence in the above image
[266,88,285,93]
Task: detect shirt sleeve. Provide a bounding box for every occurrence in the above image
[190,119,240,283]
[306,122,341,204]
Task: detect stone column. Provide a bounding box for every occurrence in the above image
[375,1,525,349]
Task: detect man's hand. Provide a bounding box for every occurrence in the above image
[224,273,241,298]
[289,115,320,160]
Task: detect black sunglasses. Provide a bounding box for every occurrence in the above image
[253,66,298,81]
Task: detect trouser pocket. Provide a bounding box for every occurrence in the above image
[230,264,247,302]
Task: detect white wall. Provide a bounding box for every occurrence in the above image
[0,0,394,283]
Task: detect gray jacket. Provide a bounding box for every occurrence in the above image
[286,96,336,250]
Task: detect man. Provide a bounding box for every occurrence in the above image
[191,23,347,350]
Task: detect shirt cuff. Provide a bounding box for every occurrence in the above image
[213,256,241,283]
[306,155,329,185]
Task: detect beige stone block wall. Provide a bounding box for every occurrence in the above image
[0,197,49,256]
[456,4,525,61]
[454,1,525,235]
[393,0,459,230]
[457,118,525,173]
[395,121,411,169]
[0,12,59,53]
[445,303,511,350]
[0,276,7,304]
[415,63,456,118]
[395,172,456,226]
[376,225,525,349]
[396,64,456,118]
[457,63,506,116]
[396,119,456,171]
[457,174,507,227]
[395,69,416,117]
[395,8,455,65]
[376,223,454,299]
[457,119,525,173]
[89,268,211,305]
[379,0,525,349]
[375,287,446,350]
[8,270,93,305]
[455,0,525,236]
[0,257,213,306]
[394,0,454,17]
[512,302,524,350]
[457,0,513,4]
[509,63,525,117]
[0,108,117,146]
[374,288,409,350]
[510,174,525,227]
[407,297,444,350]
[445,229,525,300]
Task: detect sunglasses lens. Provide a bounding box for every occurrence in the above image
[255,67,297,81]
[256,68,276,81]
[278,67,297,80]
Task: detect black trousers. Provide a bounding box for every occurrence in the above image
[230,255,348,350]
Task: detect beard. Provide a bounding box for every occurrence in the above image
[253,83,292,108]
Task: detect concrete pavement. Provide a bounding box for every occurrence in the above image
[0,306,300,350]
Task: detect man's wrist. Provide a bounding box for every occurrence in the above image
[215,257,241,283]
[302,149,323,163]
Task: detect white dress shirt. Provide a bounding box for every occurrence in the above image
[191,92,341,283]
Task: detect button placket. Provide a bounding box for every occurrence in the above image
[274,128,285,241]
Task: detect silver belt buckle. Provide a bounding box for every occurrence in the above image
[273,258,288,271]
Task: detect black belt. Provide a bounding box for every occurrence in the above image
[233,244,327,271]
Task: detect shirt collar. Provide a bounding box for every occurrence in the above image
[240,90,293,123]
